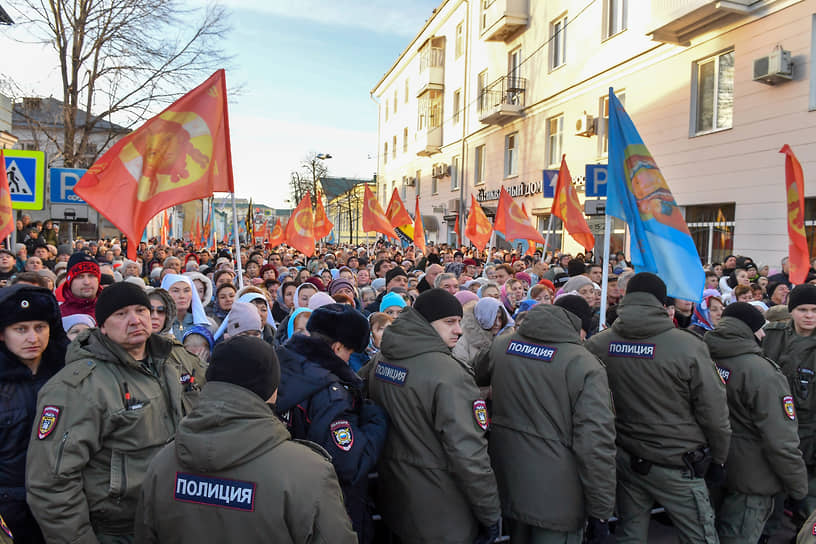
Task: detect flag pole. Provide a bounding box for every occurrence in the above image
[598,213,613,332]
[230,192,245,290]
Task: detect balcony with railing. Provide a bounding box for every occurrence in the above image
[416,44,445,97]
[649,0,767,45]
[478,76,525,126]
[417,91,443,156]
[480,0,528,42]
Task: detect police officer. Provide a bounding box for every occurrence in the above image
[368,288,501,544]
[135,336,357,543]
[479,295,616,543]
[26,282,207,543]
[704,302,807,543]
[585,272,731,543]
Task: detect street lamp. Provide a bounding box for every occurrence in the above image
[316,153,332,160]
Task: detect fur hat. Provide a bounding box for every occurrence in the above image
[0,284,61,331]
[306,303,370,352]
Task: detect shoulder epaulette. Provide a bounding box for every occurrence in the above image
[292,438,332,461]
[62,359,97,387]
[677,328,706,343]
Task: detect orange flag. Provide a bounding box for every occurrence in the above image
[454,213,461,246]
[0,151,13,242]
[465,195,493,251]
[284,193,315,257]
[258,219,269,241]
[781,145,810,284]
[268,218,285,247]
[386,188,413,228]
[74,70,234,259]
[413,197,426,254]
[313,192,333,239]
[495,186,545,243]
[521,203,537,256]
[362,185,395,237]
[552,155,594,250]
[160,209,168,246]
[194,218,201,248]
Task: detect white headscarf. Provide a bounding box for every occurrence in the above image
[160,274,209,326]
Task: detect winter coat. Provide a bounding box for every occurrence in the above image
[368,308,501,544]
[0,285,68,544]
[275,334,387,542]
[482,304,616,531]
[585,292,731,466]
[59,283,98,320]
[134,382,357,544]
[704,317,807,497]
[452,301,495,366]
[26,328,206,542]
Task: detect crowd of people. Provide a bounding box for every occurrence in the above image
[1,218,816,543]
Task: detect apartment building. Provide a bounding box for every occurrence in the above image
[371,0,816,267]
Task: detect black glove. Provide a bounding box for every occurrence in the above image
[472,521,500,544]
[586,517,610,544]
[705,463,726,487]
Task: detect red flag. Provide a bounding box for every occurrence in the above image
[465,194,492,251]
[284,193,315,257]
[454,213,461,246]
[74,70,235,259]
[362,185,395,237]
[313,192,333,239]
[521,203,537,256]
[781,145,810,284]
[160,209,168,246]
[495,186,545,243]
[194,218,201,249]
[258,219,269,241]
[552,156,594,250]
[0,151,13,243]
[268,218,285,247]
[386,188,413,228]
[413,197,426,254]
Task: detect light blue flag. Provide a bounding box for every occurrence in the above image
[606,88,705,302]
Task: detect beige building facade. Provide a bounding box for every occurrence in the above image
[372,0,816,268]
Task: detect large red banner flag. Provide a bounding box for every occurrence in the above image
[552,155,595,250]
[413,197,426,254]
[74,69,235,259]
[386,188,414,228]
[465,194,493,251]
[362,185,395,237]
[268,218,285,247]
[313,192,333,239]
[521,203,537,256]
[0,151,13,243]
[781,144,810,284]
[284,193,316,257]
[495,186,545,243]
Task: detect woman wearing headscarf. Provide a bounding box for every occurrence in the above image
[688,289,725,337]
[453,297,514,367]
[272,281,297,324]
[160,274,212,342]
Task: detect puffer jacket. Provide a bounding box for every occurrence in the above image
[485,304,616,531]
[135,382,357,544]
[452,301,495,366]
[368,308,501,544]
[704,317,807,497]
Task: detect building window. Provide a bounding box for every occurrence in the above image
[405,79,409,103]
[453,89,461,124]
[385,99,389,122]
[393,90,398,114]
[416,170,422,197]
[538,214,564,250]
[685,203,735,265]
[547,115,563,167]
[477,70,488,112]
[603,0,627,40]
[599,91,625,156]
[550,15,567,70]
[392,135,397,159]
[475,144,486,185]
[384,141,388,164]
[451,155,460,190]
[693,50,735,135]
[508,47,521,84]
[432,173,438,195]
[403,128,408,152]
[504,132,518,178]
[455,21,464,58]
[401,177,407,200]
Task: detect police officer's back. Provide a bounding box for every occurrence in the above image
[585,272,731,543]
[135,336,356,543]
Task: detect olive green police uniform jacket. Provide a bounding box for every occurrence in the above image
[480,304,616,531]
[368,308,501,544]
[135,382,357,544]
[585,292,731,467]
[704,316,807,498]
[25,328,206,543]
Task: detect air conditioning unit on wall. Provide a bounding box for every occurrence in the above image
[448,199,460,212]
[753,46,792,85]
[575,114,595,137]
[406,177,416,186]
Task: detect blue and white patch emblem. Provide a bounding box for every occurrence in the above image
[607,341,655,359]
[473,400,489,430]
[374,362,409,386]
[716,366,730,384]
[174,472,256,511]
[506,340,557,361]
[331,420,354,451]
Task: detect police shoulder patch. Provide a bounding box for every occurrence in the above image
[37,405,61,440]
[607,341,656,359]
[506,340,557,362]
[174,472,256,511]
[473,399,489,431]
[783,395,796,421]
[374,361,408,386]
[330,420,354,451]
[716,365,731,384]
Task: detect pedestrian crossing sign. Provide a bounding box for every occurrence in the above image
[4,149,45,210]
